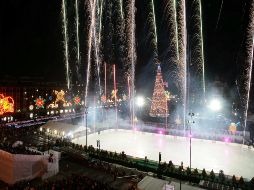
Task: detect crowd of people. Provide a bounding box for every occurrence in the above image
[0,126,44,155]
[8,174,116,190]
[0,143,41,155]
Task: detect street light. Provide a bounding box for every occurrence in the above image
[135,96,145,124]
[188,112,195,170]
[85,106,88,148]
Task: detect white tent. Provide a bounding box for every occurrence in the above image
[41,120,90,138]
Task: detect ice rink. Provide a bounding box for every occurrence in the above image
[72,129,254,179]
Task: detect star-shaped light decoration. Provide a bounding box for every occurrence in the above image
[73,96,81,105]
[111,89,118,100]
[34,96,46,109]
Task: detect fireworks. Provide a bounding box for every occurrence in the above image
[98,0,104,43]
[61,0,70,89]
[75,0,80,70]
[173,0,179,60]
[177,0,187,131]
[126,0,136,128]
[199,0,206,99]
[164,0,179,60]
[243,0,254,142]
[120,0,124,20]
[147,0,158,58]
[93,24,102,97]
[191,0,206,100]
[85,0,96,105]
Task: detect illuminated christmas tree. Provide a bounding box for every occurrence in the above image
[149,65,169,117]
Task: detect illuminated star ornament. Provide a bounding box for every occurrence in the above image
[111,89,118,100]
[73,96,81,105]
[0,94,14,115]
[34,96,46,109]
[55,90,66,104]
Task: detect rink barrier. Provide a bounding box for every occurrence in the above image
[73,127,254,152]
[94,129,254,151]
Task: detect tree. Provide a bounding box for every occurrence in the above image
[150,65,169,117]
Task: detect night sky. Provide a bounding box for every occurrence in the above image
[0,0,250,87]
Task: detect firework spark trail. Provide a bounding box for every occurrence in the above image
[120,0,124,19]
[243,0,254,143]
[199,0,206,99]
[178,0,187,132]
[173,0,179,60]
[163,0,179,59]
[62,0,70,89]
[151,0,158,45]
[126,0,136,129]
[98,0,104,43]
[93,24,102,97]
[215,0,223,31]
[75,0,81,79]
[131,0,136,130]
[75,0,80,64]
[189,0,206,104]
[147,0,158,58]
[85,0,96,106]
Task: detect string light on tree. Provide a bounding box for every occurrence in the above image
[149,65,170,117]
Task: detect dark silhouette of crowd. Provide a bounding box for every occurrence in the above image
[0,143,41,155]
[8,174,116,190]
[0,126,43,155]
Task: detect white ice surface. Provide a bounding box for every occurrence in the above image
[72,129,254,179]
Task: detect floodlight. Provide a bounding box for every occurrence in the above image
[136,96,145,107]
[208,99,222,111]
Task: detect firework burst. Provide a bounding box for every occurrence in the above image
[146,0,159,59]
[126,0,136,128]
[243,0,254,142]
[191,0,206,100]
[177,0,187,131]
[85,0,96,105]
[163,0,179,60]
[61,0,70,89]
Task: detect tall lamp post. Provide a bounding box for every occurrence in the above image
[85,106,88,148]
[188,112,195,169]
[136,96,145,124]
